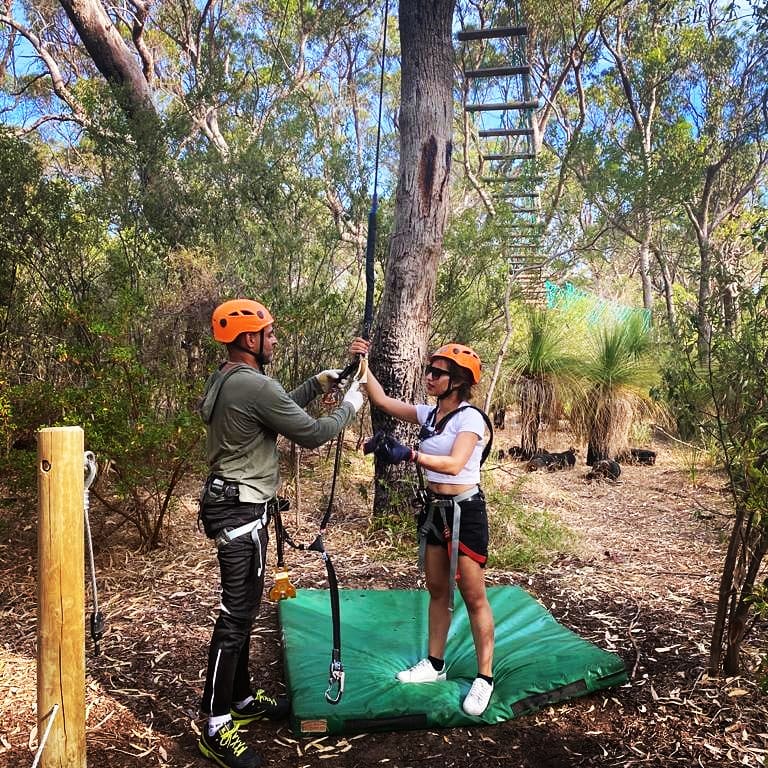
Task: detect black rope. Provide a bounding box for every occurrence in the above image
[275,1,390,706]
[321,0,390,701]
[362,0,389,340]
[337,0,389,380]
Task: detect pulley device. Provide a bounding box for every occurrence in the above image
[267,0,389,706]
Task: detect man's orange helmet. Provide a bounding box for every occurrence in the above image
[430,343,482,384]
[211,299,274,343]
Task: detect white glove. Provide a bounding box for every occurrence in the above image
[342,380,364,414]
[316,368,343,393]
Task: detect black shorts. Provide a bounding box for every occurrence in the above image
[420,491,488,566]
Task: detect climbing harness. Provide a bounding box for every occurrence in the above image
[412,405,494,611]
[83,451,104,655]
[418,486,481,612]
[418,405,495,465]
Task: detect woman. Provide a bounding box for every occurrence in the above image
[358,340,495,717]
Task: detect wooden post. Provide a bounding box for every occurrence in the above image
[37,426,86,768]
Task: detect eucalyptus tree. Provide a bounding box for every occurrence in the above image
[369,0,456,512]
[0,1,378,151]
[559,0,702,323]
[673,4,768,364]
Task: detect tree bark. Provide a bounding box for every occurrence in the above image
[370,0,456,515]
[653,246,677,339]
[639,223,653,312]
[58,0,155,120]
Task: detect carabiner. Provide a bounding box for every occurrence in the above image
[324,656,345,705]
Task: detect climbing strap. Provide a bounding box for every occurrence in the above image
[418,486,480,612]
[214,504,271,548]
[420,405,495,465]
[269,0,390,705]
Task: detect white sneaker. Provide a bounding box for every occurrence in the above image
[462,677,494,716]
[396,658,446,683]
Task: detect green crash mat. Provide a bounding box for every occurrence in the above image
[279,586,627,735]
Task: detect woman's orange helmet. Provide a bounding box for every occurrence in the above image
[430,343,482,384]
[212,299,274,343]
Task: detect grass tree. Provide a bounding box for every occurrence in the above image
[572,313,661,464]
[508,307,583,458]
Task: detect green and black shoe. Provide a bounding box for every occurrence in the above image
[231,689,290,724]
[198,720,261,768]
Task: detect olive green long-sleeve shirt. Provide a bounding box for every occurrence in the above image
[199,364,355,503]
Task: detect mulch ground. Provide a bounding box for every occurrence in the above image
[2,430,768,768]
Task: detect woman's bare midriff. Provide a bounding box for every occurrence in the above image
[427,481,477,496]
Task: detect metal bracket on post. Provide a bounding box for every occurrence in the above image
[83,451,104,655]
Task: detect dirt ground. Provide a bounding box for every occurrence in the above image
[2,430,768,768]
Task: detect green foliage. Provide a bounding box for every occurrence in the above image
[485,482,576,571]
[663,280,768,674]
[0,340,205,551]
[571,313,662,460]
[434,207,510,348]
[0,380,15,457]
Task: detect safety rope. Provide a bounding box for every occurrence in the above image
[30,703,59,768]
[270,0,390,706]
[83,451,104,655]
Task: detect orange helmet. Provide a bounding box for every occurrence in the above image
[211,299,274,343]
[430,343,482,384]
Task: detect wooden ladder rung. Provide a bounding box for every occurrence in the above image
[466,100,539,112]
[464,65,531,79]
[483,153,537,161]
[457,26,528,41]
[479,128,534,137]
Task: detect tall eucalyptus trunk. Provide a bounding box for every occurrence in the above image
[370,0,456,516]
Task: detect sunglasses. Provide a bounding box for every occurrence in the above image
[424,365,451,379]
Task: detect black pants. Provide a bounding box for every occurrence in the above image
[200,500,269,716]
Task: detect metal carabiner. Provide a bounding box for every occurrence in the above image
[324,654,345,705]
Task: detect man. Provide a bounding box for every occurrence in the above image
[197,299,364,768]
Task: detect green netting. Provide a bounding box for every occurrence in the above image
[279,586,627,736]
[545,280,652,329]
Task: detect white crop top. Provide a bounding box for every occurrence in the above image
[415,403,486,485]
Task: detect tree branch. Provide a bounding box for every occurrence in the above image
[0,9,89,125]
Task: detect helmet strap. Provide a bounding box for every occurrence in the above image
[436,378,461,401]
[234,329,267,372]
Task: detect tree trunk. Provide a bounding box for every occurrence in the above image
[639,223,653,313]
[58,0,154,119]
[695,233,713,365]
[370,0,456,516]
[57,0,162,178]
[519,379,541,458]
[654,247,677,340]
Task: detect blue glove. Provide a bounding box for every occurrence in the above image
[364,433,414,464]
[363,431,386,455]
